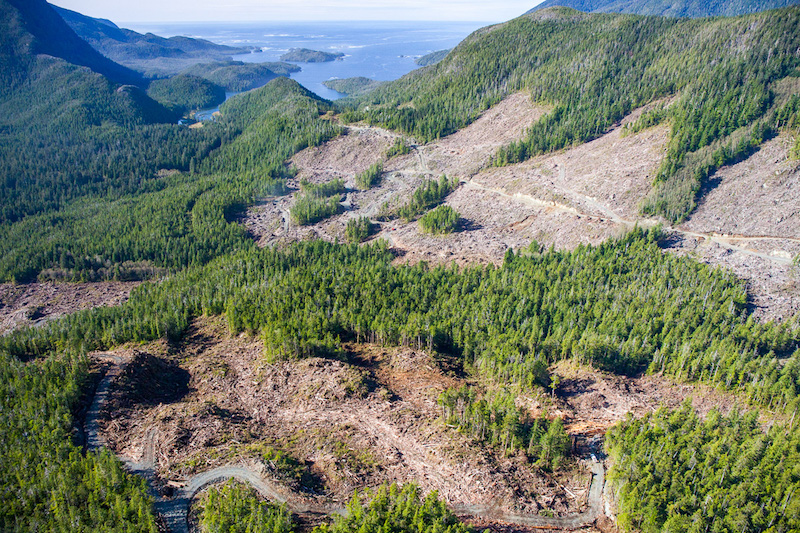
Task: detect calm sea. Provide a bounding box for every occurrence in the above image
[126,21,487,101]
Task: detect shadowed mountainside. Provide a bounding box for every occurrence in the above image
[53,4,251,76]
[3,0,142,85]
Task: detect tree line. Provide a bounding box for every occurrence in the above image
[606,401,800,532]
[5,228,797,410]
[3,229,799,530]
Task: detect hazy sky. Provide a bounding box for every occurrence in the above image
[50,0,544,23]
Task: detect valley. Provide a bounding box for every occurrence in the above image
[1,86,798,531]
[1,80,798,531]
[2,1,800,532]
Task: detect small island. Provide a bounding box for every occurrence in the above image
[280,48,345,63]
[323,77,384,96]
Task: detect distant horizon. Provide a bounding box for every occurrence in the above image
[50,0,545,25]
[113,19,496,24]
[113,19,493,42]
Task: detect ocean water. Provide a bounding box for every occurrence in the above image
[128,21,487,101]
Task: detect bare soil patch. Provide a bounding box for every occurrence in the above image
[241,93,798,320]
[681,133,800,239]
[378,105,667,266]
[93,319,762,532]
[243,93,547,250]
[659,133,800,321]
[472,107,668,221]
[420,92,550,178]
[662,233,800,322]
[98,317,595,524]
[0,281,139,335]
[384,183,624,267]
[291,126,399,185]
[549,360,780,444]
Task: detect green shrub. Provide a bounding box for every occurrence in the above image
[345,216,374,243]
[300,178,346,198]
[355,161,383,190]
[419,205,460,234]
[385,138,411,158]
[290,195,343,225]
[397,175,458,221]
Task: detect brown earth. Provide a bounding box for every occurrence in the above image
[97,317,596,527]
[242,92,549,250]
[291,125,399,183]
[0,281,139,335]
[664,233,800,322]
[92,317,760,532]
[471,102,669,222]
[670,133,800,321]
[683,133,800,239]
[418,92,551,179]
[243,94,657,265]
[548,360,778,440]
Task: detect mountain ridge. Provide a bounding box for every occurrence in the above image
[347,6,800,223]
[53,4,251,76]
[4,0,142,86]
[527,0,800,17]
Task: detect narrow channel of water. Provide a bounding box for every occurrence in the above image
[194,91,237,121]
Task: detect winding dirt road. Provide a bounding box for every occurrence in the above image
[463,179,795,266]
[86,354,608,532]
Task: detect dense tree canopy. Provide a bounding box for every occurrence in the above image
[5,229,797,406]
[607,402,800,532]
[314,484,474,533]
[198,481,294,533]
[0,78,340,282]
[146,74,226,115]
[0,350,157,531]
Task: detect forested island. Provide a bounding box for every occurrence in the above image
[323,76,385,96]
[280,48,345,62]
[182,60,300,92]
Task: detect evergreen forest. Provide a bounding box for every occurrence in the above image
[314,484,474,533]
[2,0,800,531]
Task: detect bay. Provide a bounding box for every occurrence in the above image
[126,20,487,101]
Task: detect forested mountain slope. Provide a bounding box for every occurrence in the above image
[54,4,251,76]
[1,3,800,530]
[346,6,800,222]
[527,0,800,17]
[2,0,142,86]
[180,60,300,92]
[3,231,800,531]
[0,77,339,282]
[0,0,340,283]
[0,0,215,228]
